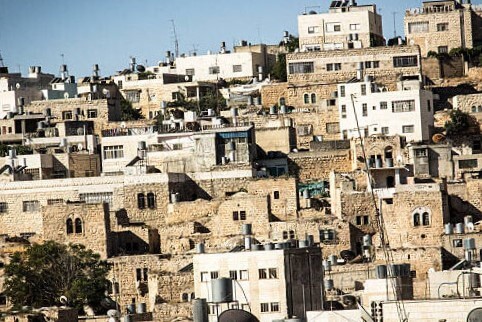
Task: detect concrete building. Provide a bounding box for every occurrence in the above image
[0,66,54,119]
[405,0,482,57]
[337,79,434,142]
[298,1,384,52]
[193,246,323,322]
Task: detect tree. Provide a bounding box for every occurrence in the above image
[120,99,143,121]
[444,109,475,136]
[4,241,110,313]
[270,54,287,82]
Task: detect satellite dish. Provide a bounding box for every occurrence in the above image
[59,296,69,305]
[102,88,111,98]
[185,75,190,82]
[120,121,127,128]
[77,143,83,151]
[15,83,20,89]
[136,65,146,73]
[64,92,70,99]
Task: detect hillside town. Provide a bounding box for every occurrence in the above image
[2,0,482,321]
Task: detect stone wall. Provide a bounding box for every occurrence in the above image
[288,150,351,182]
[42,202,112,259]
[286,46,421,86]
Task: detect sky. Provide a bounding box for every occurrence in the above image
[1,0,481,77]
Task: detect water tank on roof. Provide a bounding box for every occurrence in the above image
[254,96,261,105]
[324,279,334,291]
[363,234,372,247]
[465,216,473,225]
[211,278,233,303]
[264,243,274,250]
[138,141,147,151]
[464,238,476,250]
[323,260,332,272]
[299,240,309,248]
[242,223,252,235]
[192,298,209,322]
[136,303,146,314]
[252,244,263,251]
[445,223,454,235]
[329,255,338,266]
[455,223,465,234]
[196,243,205,254]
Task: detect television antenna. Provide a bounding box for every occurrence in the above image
[170,19,179,58]
[0,51,4,68]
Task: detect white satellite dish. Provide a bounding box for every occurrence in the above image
[64,92,70,99]
[102,88,111,98]
[120,121,126,128]
[77,143,83,151]
[59,296,68,305]
[15,83,20,89]
[185,75,190,82]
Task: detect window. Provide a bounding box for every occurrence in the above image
[47,199,63,205]
[381,127,389,135]
[402,125,415,133]
[87,109,98,118]
[261,303,269,313]
[75,218,83,234]
[289,62,314,74]
[269,268,278,279]
[229,270,238,280]
[320,229,335,243]
[422,212,430,226]
[365,61,372,69]
[240,211,246,220]
[186,68,195,76]
[279,97,286,106]
[274,191,280,199]
[208,304,217,315]
[311,93,317,104]
[104,145,124,159]
[201,271,209,282]
[147,192,156,209]
[0,202,7,213]
[326,63,341,71]
[437,23,448,32]
[356,215,370,225]
[341,105,347,118]
[271,302,280,312]
[125,90,140,103]
[117,80,123,89]
[392,100,415,113]
[326,122,340,134]
[438,46,448,54]
[362,103,368,116]
[66,218,73,234]
[233,65,242,73]
[427,100,431,112]
[289,230,295,239]
[361,84,367,96]
[172,143,182,150]
[326,22,341,32]
[393,56,418,68]
[408,21,429,33]
[350,23,361,30]
[459,159,478,169]
[415,149,428,157]
[80,192,113,207]
[373,61,380,68]
[259,269,267,279]
[62,111,72,120]
[453,239,463,247]
[308,26,319,34]
[304,93,310,104]
[240,270,248,280]
[136,268,148,281]
[209,66,220,74]
[0,294,6,306]
[340,86,345,97]
[137,193,146,209]
[23,200,39,212]
[413,213,420,226]
[210,271,219,280]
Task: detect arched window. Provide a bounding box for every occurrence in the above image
[282,231,288,239]
[147,192,156,209]
[304,93,310,104]
[66,218,73,234]
[413,213,420,227]
[422,212,430,226]
[311,93,317,104]
[74,218,83,234]
[137,193,145,209]
[289,230,295,239]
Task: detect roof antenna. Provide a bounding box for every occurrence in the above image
[0,51,4,68]
[170,20,179,58]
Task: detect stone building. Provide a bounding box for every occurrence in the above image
[405,0,482,57]
[298,1,384,52]
[286,46,422,87]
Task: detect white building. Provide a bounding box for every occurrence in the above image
[193,246,323,322]
[298,0,384,52]
[337,79,434,142]
[174,51,269,82]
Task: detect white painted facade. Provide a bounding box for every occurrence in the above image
[298,3,383,51]
[174,52,267,82]
[337,80,434,142]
